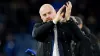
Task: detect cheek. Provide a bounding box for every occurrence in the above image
[41,17,46,21]
[50,14,56,18]
[43,18,47,21]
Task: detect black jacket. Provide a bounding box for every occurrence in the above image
[32,18,94,56]
[71,25,100,56]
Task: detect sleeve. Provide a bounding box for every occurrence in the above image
[63,18,90,41]
[32,21,54,42]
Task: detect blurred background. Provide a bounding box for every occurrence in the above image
[0,0,100,56]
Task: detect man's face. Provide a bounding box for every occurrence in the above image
[40,5,56,22]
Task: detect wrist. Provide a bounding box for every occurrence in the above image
[53,19,58,24]
[53,19,57,24]
[65,16,70,21]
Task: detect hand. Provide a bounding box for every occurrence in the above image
[65,1,72,21]
[53,5,65,24]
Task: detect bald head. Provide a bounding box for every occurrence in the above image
[39,4,55,14]
[39,4,56,22]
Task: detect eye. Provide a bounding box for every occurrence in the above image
[43,14,46,17]
[48,12,51,14]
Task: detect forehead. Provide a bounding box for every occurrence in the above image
[40,5,53,15]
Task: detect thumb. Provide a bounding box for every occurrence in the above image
[61,12,64,17]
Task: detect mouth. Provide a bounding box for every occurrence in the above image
[46,18,52,21]
[46,20,51,22]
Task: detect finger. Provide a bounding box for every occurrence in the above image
[66,2,69,7]
[65,3,68,9]
[61,12,64,17]
[68,1,72,8]
[68,1,70,4]
[66,4,69,11]
[58,5,66,13]
[66,1,72,8]
[66,2,72,11]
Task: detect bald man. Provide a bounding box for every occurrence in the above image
[32,1,73,56]
[32,1,94,56]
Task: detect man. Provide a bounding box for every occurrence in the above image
[71,16,100,56]
[32,1,93,56]
[32,1,72,56]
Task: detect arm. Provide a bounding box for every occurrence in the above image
[62,18,89,40]
[32,21,54,42]
[68,18,89,40]
[61,1,86,40]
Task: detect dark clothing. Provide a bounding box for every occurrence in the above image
[32,18,94,56]
[72,26,100,56]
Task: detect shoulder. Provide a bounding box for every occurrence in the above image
[34,23,43,27]
[82,25,91,34]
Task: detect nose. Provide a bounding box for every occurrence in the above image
[47,17,51,19]
[46,14,50,19]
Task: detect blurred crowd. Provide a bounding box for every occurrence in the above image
[0,0,100,56]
